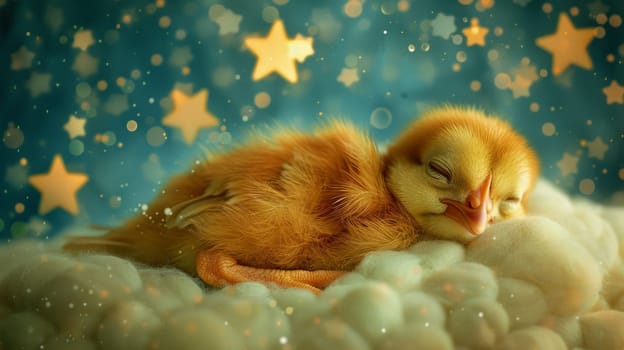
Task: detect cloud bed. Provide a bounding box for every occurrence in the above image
[1,180,624,350]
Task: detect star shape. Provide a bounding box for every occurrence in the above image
[214,9,242,35]
[508,75,532,98]
[169,46,193,67]
[431,13,456,40]
[63,115,87,139]
[72,29,95,51]
[10,46,35,70]
[512,61,538,82]
[535,13,596,76]
[104,94,129,116]
[25,72,52,97]
[28,155,89,215]
[602,81,624,104]
[288,34,314,63]
[5,162,30,189]
[162,89,219,144]
[463,18,489,47]
[244,19,313,83]
[586,137,608,160]
[557,152,579,176]
[72,51,99,77]
[337,67,360,87]
[588,0,609,18]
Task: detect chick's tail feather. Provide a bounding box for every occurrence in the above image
[63,234,132,254]
[62,225,200,276]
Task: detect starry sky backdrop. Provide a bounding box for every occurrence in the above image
[0,0,623,241]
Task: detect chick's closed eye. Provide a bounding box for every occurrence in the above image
[426,159,452,184]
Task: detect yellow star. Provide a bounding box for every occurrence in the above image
[63,115,87,139]
[602,81,624,104]
[162,89,219,144]
[462,18,489,47]
[214,9,242,35]
[337,67,360,87]
[586,137,608,160]
[556,152,579,176]
[288,34,314,63]
[72,29,95,51]
[10,46,35,70]
[508,75,532,98]
[28,155,89,215]
[26,72,52,97]
[535,13,596,76]
[244,19,313,83]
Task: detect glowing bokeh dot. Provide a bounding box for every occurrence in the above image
[127,120,138,132]
[494,73,511,89]
[530,102,540,112]
[596,14,608,25]
[579,179,595,195]
[254,92,271,109]
[262,6,279,23]
[542,122,556,136]
[151,54,163,66]
[3,123,24,149]
[344,0,363,18]
[75,82,92,98]
[102,132,117,146]
[370,107,392,129]
[380,1,396,15]
[470,80,481,91]
[208,4,226,20]
[10,221,27,238]
[97,80,108,91]
[147,126,167,147]
[15,203,25,214]
[397,0,409,11]
[619,168,624,180]
[109,195,122,208]
[69,139,85,156]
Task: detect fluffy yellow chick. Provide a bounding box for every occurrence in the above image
[64,106,539,294]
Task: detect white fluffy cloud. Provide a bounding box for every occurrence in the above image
[1,180,624,349]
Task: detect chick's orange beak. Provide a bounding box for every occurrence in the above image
[441,174,492,235]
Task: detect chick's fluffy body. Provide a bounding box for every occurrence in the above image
[65,106,539,279]
[75,122,418,274]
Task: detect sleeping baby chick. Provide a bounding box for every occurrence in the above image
[64,106,539,294]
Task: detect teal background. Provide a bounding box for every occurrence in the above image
[0,0,622,241]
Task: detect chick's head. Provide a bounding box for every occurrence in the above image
[385,107,539,243]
